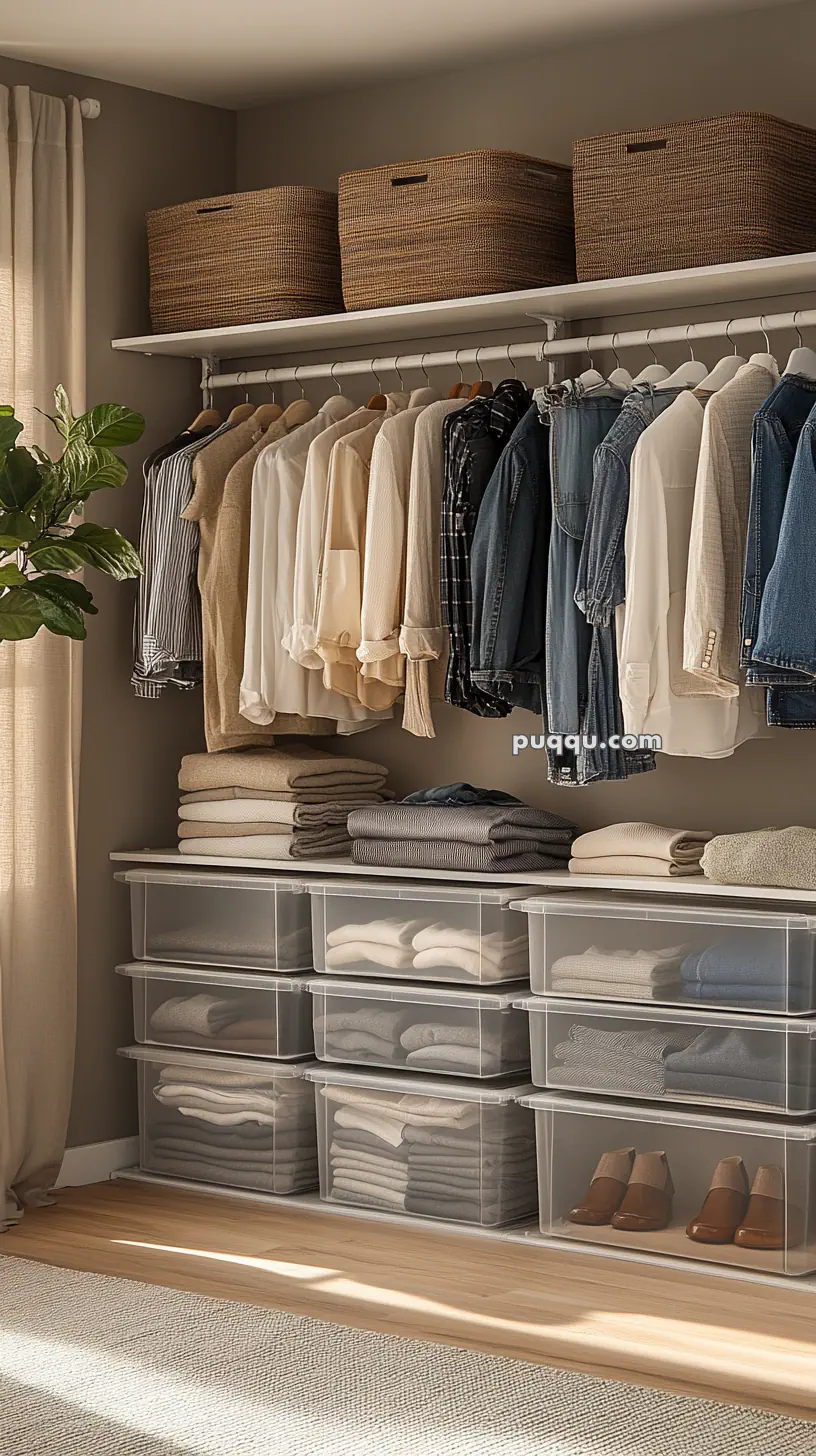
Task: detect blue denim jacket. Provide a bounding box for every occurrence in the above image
[752,404,816,682]
[470,406,550,714]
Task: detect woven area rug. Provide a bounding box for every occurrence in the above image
[0,1253,812,1455]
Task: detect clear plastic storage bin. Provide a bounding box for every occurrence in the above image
[512,894,816,1014]
[523,1090,816,1276]
[117,962,314,1060]
[119,1045,318,1195]
[309,880,529,985]
[116,868,313,971]
[306,1064,537,1226]
[310,977,530,1078]
[518,996,816,1115]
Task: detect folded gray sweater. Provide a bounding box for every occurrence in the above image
[353,839,573,873]
[347,802,577,846]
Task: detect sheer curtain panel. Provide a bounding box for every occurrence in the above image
[0,85,85,1229]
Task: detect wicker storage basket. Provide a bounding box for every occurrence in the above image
[338,150,575,311]
[573,112,816,282]
[146,187,343,333]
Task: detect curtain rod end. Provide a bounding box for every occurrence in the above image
[80,98,101,120]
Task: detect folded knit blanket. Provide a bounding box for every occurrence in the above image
[179,748,388,794]
[399,1022,507,1055]
[181,787,393,805]
[316,1007,409,1041]
[353,839,572,873]
[180,832,351,860]
[681,936,788,987]
[179,800,358,827]
[157,1064,289,1090]
[412,946,528,980]
[328,918,429,950]
[569,856,705,878]
[149,994,244,1037]
[412,926,529,963]
[324,1029,399,1060]
[571,823,713,866]
[348,802,578,845]
[550,946,688,986]
[325,941,416,971]
[701,827,816,890]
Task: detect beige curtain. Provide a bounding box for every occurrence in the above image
[0,85,85,1229]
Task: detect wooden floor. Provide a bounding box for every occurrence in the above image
[2,1179,815,1421]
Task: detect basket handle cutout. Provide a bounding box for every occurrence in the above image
[197,203,234,214]
[391,174,429,187]
[626,139,668,154]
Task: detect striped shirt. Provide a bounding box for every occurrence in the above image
[132,422,233,697]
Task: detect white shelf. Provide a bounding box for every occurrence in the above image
[110,252,816,361]
[109,848,816,908]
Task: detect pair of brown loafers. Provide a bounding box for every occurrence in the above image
[569,1149,786,1250]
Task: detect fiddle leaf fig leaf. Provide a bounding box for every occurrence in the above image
[0,587,44,640]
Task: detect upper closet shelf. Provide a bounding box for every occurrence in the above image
[111,251,816,360]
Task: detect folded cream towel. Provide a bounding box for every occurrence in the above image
[328,918,429,949]
[179,800,353,828]
[701,827,816,891]
[550,946,688,985]
[323,1084,480,1128]
[569,855,705,878]
[325,941,416,971]
[179,833,351,860]
[404,1045,503,1074]
[179,748,388,794]
[550,977,679,1001]
[570,822,712,866]
[412,946,527,981]
[179,821,348,839]
[411,925,528,963]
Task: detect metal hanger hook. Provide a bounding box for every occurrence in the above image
[759,315,772,353]
[371,357,383,393]
[475,345,485,378]
[330,362,342,395]
[293,364,305,400]
[393,356,405,389]
[645,327,658,365]
[586,334,596,372]
[455,348,465,385]
[419,352,430,387]
[264,367,276,404]
[793,310,805,347]
[506,343,518,380]
[685,323,696,362]
[238,370,250,403]
[611,332,622,369]
[725,319,738,356]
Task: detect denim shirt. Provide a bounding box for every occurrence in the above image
[470,405,551,714]
[752,404,816,682]
[741,373,816,684]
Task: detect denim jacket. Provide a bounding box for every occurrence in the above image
[752,404,816,682]
[470,406,550,714]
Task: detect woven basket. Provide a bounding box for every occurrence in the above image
[573,112,816,282]
[146,187,343,333]
[338,150,575,311]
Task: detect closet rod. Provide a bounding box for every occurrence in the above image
[202,307,816,390]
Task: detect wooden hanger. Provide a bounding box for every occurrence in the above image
[187,407,221,431]
[227,402,256,424]
[251,402,283,428]
[784,312,816,380]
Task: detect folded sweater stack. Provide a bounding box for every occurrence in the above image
[548,1022,697,1097]
[680,933,801,1010]
[149,992,285,1055]
[321,1083,537,1225]
[549,944,690,1000]
[324,916,529,983]
[315,1004,529,1074]
[177,747,390,860]
[569,822,713,878]
[664,1027,810,1111]
[148,1063,317,1194]
[348,792,578,874]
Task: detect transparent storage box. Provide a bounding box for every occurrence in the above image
[309,977,530,1078]
[305,1064,538,1227]
[117,962,315,1060]
[309,879,529,985]
[116,868,313,972]
[512,894,816,1015]
[517,996,816,1115]
[119,1045,318,1195]
[523,1090,816,1276]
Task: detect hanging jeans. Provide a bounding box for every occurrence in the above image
[538,385,626,785]
[740,373,816,727]
[576,387,682,783]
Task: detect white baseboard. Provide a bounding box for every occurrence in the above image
[57,1136,140,1187]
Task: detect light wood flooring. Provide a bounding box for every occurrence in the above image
[2,1179,815,1421]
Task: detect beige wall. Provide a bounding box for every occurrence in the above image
[0,55,235,1146]
[234,0,816,834]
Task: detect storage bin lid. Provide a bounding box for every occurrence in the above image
[304,1063,534,1102]
[307,976,528,1009]
[510,893,816,929]
[116,961,313,992]
[518,1088,816,1137]
[117,1045,317,1077]
[514,994,816,1034]
[308,878,527,906]
[115,867,310,893]
[306,978,530,1013]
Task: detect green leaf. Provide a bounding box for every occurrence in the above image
[60,441,128,498]
[75,404,145,450]
[0,446,43,510]
[0,563,27,587]
[30,572,97,616]
[0,409,24,459]
[27,579,87,639]
[29,521,142,580]
[52,385,75,440]
[0,510,36,549]
[0,587,44,640]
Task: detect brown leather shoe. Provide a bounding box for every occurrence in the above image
[569,1147,634,1226]
[687,1156,749,1244]
[612,1151,674,1232]
[734,1165,785,1250]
